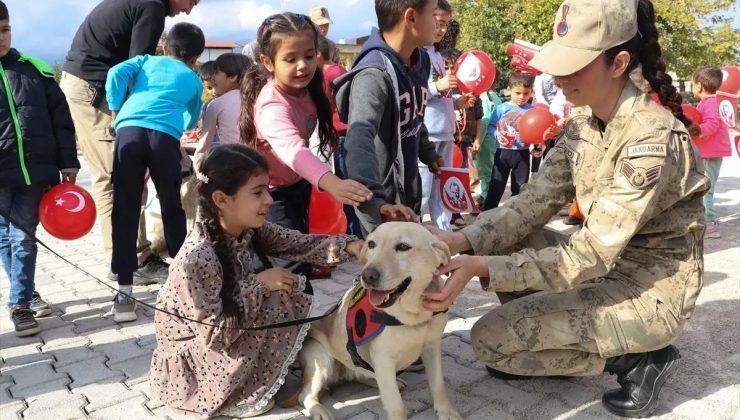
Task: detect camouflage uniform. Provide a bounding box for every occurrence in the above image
[462,81,710,376]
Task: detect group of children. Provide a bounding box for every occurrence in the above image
[0,0,735,417]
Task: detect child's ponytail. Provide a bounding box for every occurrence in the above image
[606,0,696,133]
[239,65,269,147]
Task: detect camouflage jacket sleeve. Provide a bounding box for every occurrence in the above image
[461,138,576,255]
[483,131,681,293]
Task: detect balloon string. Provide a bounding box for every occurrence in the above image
[0,206,340,331]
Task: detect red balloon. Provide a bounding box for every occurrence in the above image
[719,66,740,94]
[39,183,96,240]
[454,50,496,96]
[681,104,703,125]
[452,143,463,168]
[532,102,549,110]
[308,186,347,235]
[517,107,557,145]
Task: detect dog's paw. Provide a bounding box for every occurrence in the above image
[308,404,335,420]
[435,406,463,420]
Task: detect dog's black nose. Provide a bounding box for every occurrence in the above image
[361,267,380,286]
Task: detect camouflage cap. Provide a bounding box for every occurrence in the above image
[529,0,639,76]
[309,6,332,26]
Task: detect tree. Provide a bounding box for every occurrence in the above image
[450,0,739,80]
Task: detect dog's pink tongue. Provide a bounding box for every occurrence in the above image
[368,289,390,307]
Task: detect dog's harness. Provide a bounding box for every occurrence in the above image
[344,284,447,372]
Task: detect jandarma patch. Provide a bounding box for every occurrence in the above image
[557,5,570,36]
[564,145,581,166]
[626,144,667,158]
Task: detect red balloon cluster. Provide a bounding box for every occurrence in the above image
[681,104,703,126]
[308,186,347,235]
[452,143,463,168]
[719,66,740,94]
[39,183,96,240]
[454,50,497,96]
[517,107,557,145]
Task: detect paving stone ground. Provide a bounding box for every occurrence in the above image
[0,155,738,420]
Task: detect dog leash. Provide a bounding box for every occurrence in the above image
[0,205,341,331]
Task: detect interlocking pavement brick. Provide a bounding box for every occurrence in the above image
[94,337,148,365]
[465,402,518,420]
[0,400,25,420]
[439,355,489,390]
[55,356,124,389]
[86,326,129,347]
[0,340,48,369]
[5,359,70,401]
[467,377,544,413]
[19,389,87,420]
[440,335,480,366]
[87,397,154,419]
[52,347,105,368]
[109,353,152,385]
[39,325,90,352]
[73,381,146,413]
[401,385,484,418]
[73,312,118,334]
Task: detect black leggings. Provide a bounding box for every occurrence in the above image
[483,149,531,210]
[266,179,313,294]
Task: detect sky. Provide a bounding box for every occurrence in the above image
[8,0,377,64]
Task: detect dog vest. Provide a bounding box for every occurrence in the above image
[345,284,402,372]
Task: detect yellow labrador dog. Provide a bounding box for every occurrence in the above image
[299,222,462,420]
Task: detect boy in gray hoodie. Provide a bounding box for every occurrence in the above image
[333,0,443,236]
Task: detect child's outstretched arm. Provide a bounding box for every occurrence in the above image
[105,55,147,113]
[254,222,361,267]
[184,81,203,131]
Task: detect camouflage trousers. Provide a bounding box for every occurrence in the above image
[470,276,685,376]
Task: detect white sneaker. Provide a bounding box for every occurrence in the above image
[111,292,137,323]
[219,399,275,418]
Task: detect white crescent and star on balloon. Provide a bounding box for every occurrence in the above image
[54,191,87,213]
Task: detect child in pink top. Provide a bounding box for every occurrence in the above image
[691,66,732,238]
[239,13,371,289]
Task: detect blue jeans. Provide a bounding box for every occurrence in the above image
[0,185,46,307]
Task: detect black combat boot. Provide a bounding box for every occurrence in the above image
[602,345,680,418]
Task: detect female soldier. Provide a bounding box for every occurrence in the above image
[423,0,709,417]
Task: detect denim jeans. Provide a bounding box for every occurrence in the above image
[333,135,364,239]
[0,185,46,307]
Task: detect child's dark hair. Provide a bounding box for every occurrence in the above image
[0,1,8,21]
[440,48,461,68]
[375,0,432,32]
[604,0,694,130]
[239,12,337,159]
[436,0,452,13]
[166,23,206,62]
[436,19,460,52]
[199,61,216,82]
[214,53,252,86]
[509,73,535,88]
[317,35,340,64]
[197,144,269,317]
[692,66,722,94]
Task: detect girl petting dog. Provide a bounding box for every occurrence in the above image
[150,144,362,418]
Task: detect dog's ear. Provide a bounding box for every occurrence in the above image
[359,240,369,265]
[431,239,451,267]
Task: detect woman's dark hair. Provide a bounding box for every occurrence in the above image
[604,0,693,131]
[214,53,252,86]
[239,12,337,159]
[197,144,269,317]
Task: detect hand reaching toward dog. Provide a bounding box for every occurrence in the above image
[423,255,488,311]
[380,204,417,222]
[345,240,363,258]
[425,226,472,256]
[256,268,295,293]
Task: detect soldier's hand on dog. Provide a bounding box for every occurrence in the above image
[422,254,488,311]
[256,268,295,293]
[425,226,473,256]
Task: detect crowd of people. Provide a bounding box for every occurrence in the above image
[0,0,736,418]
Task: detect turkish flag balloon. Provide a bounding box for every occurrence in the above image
[681,104,703,125]
[719,66,740,94]
[454,50,496,96]
[517,107,557,145]
[452,143,463,168]
[39,183,96,240]
[308,186,347,235]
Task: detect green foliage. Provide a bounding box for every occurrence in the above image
[52,63,63,83]
[450,0,739,79]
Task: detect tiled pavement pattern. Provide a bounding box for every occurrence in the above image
[1,157,738,420]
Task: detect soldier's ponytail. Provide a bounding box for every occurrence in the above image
[605,0,698,134]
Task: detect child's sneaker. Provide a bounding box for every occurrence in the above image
[29,291,52,317]
[9,305,40,337]
[111,292,137,323]
[705,220,720,239]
